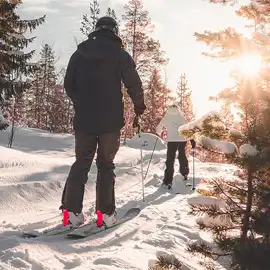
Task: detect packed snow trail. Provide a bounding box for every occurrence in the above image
[0,127,236,269]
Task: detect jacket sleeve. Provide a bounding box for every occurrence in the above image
[119,50,146,115]
[64,51,80,103]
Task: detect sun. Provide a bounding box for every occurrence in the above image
[235,54,262,76]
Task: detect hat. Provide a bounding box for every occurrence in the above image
[95,16,119,35]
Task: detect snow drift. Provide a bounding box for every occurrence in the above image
[126,132,167,151]
[0,126,238,269]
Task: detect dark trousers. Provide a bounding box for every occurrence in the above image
[61,130,120,215]
[163,141,189,185]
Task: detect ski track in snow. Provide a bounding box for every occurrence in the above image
[0,127,235,270]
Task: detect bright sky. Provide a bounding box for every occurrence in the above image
[18,0,249,118]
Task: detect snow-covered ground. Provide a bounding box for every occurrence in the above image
[0,127,238,270]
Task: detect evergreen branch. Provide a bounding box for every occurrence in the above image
[211,179,243,210]
[189,204,241,219]
[212,179,248,205]
[149,254,183,270]
[224,180,248,194]
[214,235,239,253]
[212,224,242,233]
[187,242,232,260]
[14,15,46,32]
[194,27,258,59]
[196,219,241,234]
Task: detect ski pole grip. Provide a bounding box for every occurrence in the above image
[133,114,141,134]
[137,121,141,135]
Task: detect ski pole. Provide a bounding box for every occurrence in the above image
[186,145,196,190]
[192,148,195,190]
[144,136,158,179]
[140,141,145,201]
[134,115,145,202]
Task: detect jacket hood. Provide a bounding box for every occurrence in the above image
[77,29,123,60]
[167,106,181,115]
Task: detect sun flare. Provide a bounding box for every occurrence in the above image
[235,54,262,76]
[230,104,241,122]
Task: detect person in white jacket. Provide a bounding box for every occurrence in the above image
[156,104,196,189]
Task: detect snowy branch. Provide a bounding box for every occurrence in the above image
[198,136,237,154]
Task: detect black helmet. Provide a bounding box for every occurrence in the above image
[95,16,119,35]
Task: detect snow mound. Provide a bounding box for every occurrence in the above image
[126,132,167,151]
[198,136,237,154]
[229,128,243,138]
[197,213,234,227]
[0,126,75,156]
[187,195,226,209]
[0,146,56,168]
[239,144,258,157]
[188,194,234,227]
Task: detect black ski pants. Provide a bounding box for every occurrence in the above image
[163,141,189,185]
[61,130,120,215]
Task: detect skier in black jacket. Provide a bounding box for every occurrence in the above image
[60,16,146,228]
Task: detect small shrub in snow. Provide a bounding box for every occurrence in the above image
[148,253,183,270]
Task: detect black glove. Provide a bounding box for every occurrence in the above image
[190,139,196,149]
[133,114,140,128]
[134,103,146,116]
[133,92,146,116]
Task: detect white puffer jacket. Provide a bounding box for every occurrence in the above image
[156,107,188,142]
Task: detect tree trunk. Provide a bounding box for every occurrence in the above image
[241,162,253,241]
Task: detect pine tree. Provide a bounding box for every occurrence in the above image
[57,67,74,133]
[49,83,70,133]
[25,62,43,128]
[175,73,195,122]
[106,7,121,35]
[182,1,270,269]
[121,0,167,141]
[106,7,118,22]
[80,0,100,37]
[39,44,57,131]
[122,0,149,64]
[24,50,74,133]
[0,0,45,104]
[143,69,171,133]
[25,44,57,131]
[122,0,167,78]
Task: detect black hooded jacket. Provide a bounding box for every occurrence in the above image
[64,29,146,134]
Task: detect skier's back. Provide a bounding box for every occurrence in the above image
[61,16,146,228]
[156,104,196,188]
